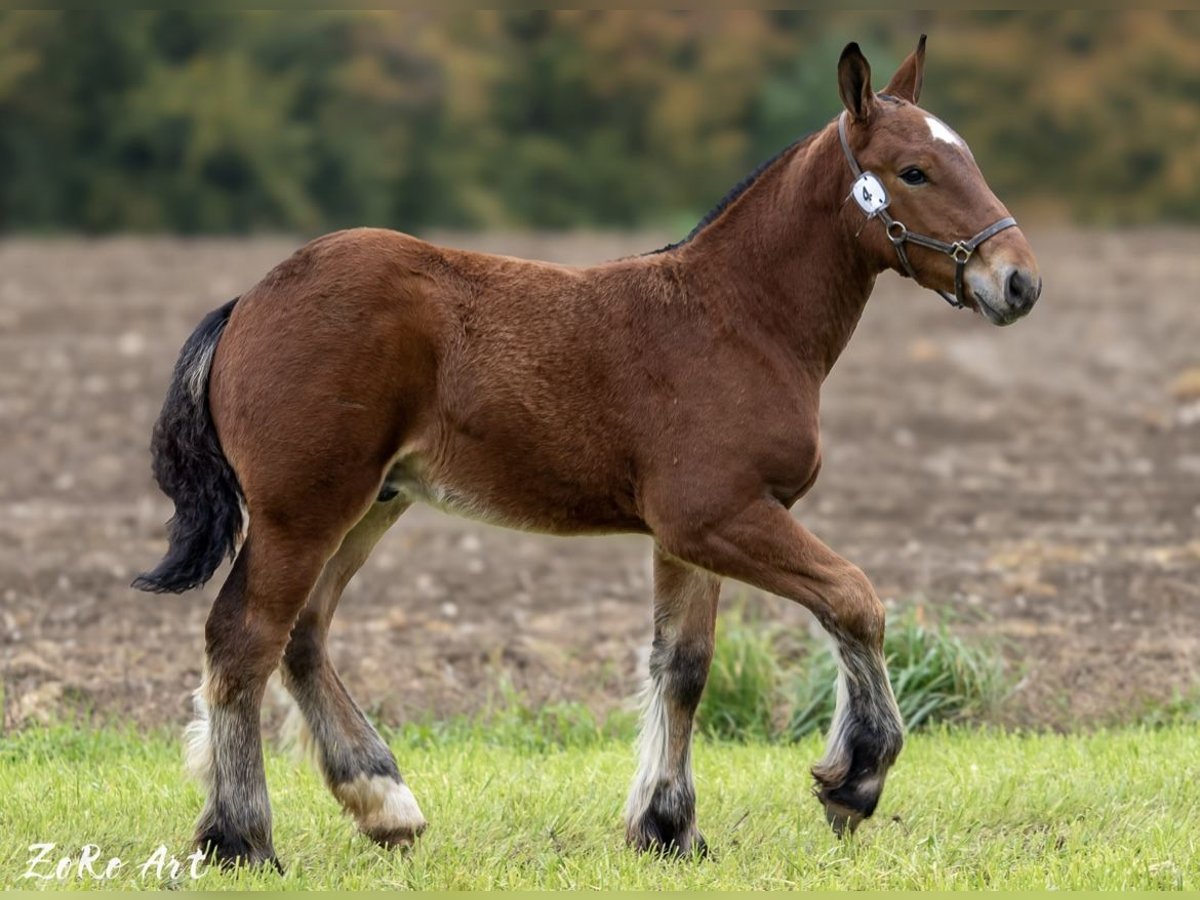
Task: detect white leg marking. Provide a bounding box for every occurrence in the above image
[277,689,318,768]
[625,672,670,824]
[334,775,427,837]
[183,674,213,789]
[816,640,904,786]
[816,647,854,782]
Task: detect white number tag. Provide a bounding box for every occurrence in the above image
[851,172,889,215]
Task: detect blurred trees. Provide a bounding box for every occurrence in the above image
[0,11,1195,234]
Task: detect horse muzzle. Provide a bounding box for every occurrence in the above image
[968,260,1042,326]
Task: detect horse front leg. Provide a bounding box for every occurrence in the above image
[625,545,720,856]
[651,495,904,837]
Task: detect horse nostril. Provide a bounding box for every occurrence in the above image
[1006,269,1039,310]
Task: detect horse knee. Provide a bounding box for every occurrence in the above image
[824,564,885,647]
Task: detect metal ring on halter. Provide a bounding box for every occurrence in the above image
[950,242,972,264]
[886,220,907,243]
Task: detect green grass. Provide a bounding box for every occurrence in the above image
[698,604,1007,743]
[696,605,781,741]
[3,724,1199,890]
[787,607,1008,739]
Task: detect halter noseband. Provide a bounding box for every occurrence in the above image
[838,111,1017,310]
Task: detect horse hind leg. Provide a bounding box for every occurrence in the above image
[279,496,427,848]
[185,447,388,868]
[187,518,347,869]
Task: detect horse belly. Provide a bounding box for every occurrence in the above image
[383,449,644,536]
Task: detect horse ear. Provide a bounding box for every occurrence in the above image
[884,34,926,104]
[838,42,874,122]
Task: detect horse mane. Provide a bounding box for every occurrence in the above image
[648,129,817,255]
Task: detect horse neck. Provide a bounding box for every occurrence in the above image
[674,122,877,379]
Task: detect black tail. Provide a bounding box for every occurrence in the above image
[133,297,244,594]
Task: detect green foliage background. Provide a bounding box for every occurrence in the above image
[0,11,1196,234]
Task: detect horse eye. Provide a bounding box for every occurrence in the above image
[899,167,928,185]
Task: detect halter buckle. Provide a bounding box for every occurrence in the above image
[950,242,973,264]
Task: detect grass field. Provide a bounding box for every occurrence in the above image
[2,723,1198,891]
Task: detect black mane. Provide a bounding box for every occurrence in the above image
[648,131,813,255]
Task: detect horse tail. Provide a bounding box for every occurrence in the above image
[132,297,244,594]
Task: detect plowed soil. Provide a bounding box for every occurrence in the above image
[2,231,1197,731]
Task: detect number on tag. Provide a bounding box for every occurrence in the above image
[851,172,889,215]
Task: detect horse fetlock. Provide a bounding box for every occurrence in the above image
[333,774,428,849]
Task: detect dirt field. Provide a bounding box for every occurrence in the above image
[1,231,1198,732]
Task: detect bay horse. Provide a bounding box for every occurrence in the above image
[134,37,1040,868]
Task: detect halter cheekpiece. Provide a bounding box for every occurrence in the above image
[838,111,1017,310]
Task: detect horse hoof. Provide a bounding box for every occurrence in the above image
[813,773,882,837]
[336,775,427,852]
[195,832,283,872]
[364,821,427,851]
[822,800,864,837]
[627,815,708,859]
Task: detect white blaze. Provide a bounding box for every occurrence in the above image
[924,114,965,148]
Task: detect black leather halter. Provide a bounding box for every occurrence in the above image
[838,111,1017,310]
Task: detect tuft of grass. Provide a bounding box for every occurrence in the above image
[696,603,781,741]
[694,602,1007,743]
[886,607,1007,729]
[787,605,1007,739]
[783,646,839,741]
